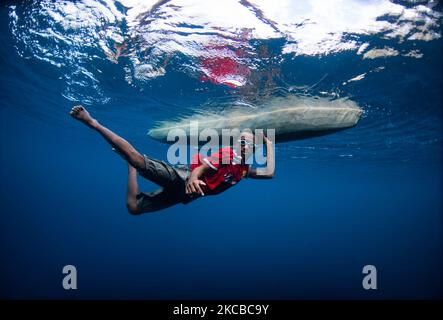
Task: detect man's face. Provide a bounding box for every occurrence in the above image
[236,132,255,159]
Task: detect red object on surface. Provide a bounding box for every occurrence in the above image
[200,47,250,88]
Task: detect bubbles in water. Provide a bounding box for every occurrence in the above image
[8,0,442,104]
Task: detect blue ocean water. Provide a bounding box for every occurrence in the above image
[0,1,442,299]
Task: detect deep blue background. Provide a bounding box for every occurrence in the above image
[0,4,442,299]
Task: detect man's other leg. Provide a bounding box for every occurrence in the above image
[127,163,182,215]
[126,164,141,214]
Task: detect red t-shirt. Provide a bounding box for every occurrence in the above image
[190,147,250,195]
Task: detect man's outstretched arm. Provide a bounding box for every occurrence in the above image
[248,136,275,179]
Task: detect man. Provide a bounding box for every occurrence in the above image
[70,105,274,215]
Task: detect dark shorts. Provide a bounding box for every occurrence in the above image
[136,155,193,213]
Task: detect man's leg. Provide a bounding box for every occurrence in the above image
[71,105,183,215]
[70,105,145,170]
[128,162,183,214]
[126,164,141,215]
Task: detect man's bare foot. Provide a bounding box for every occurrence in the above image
[70,105,98,128]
